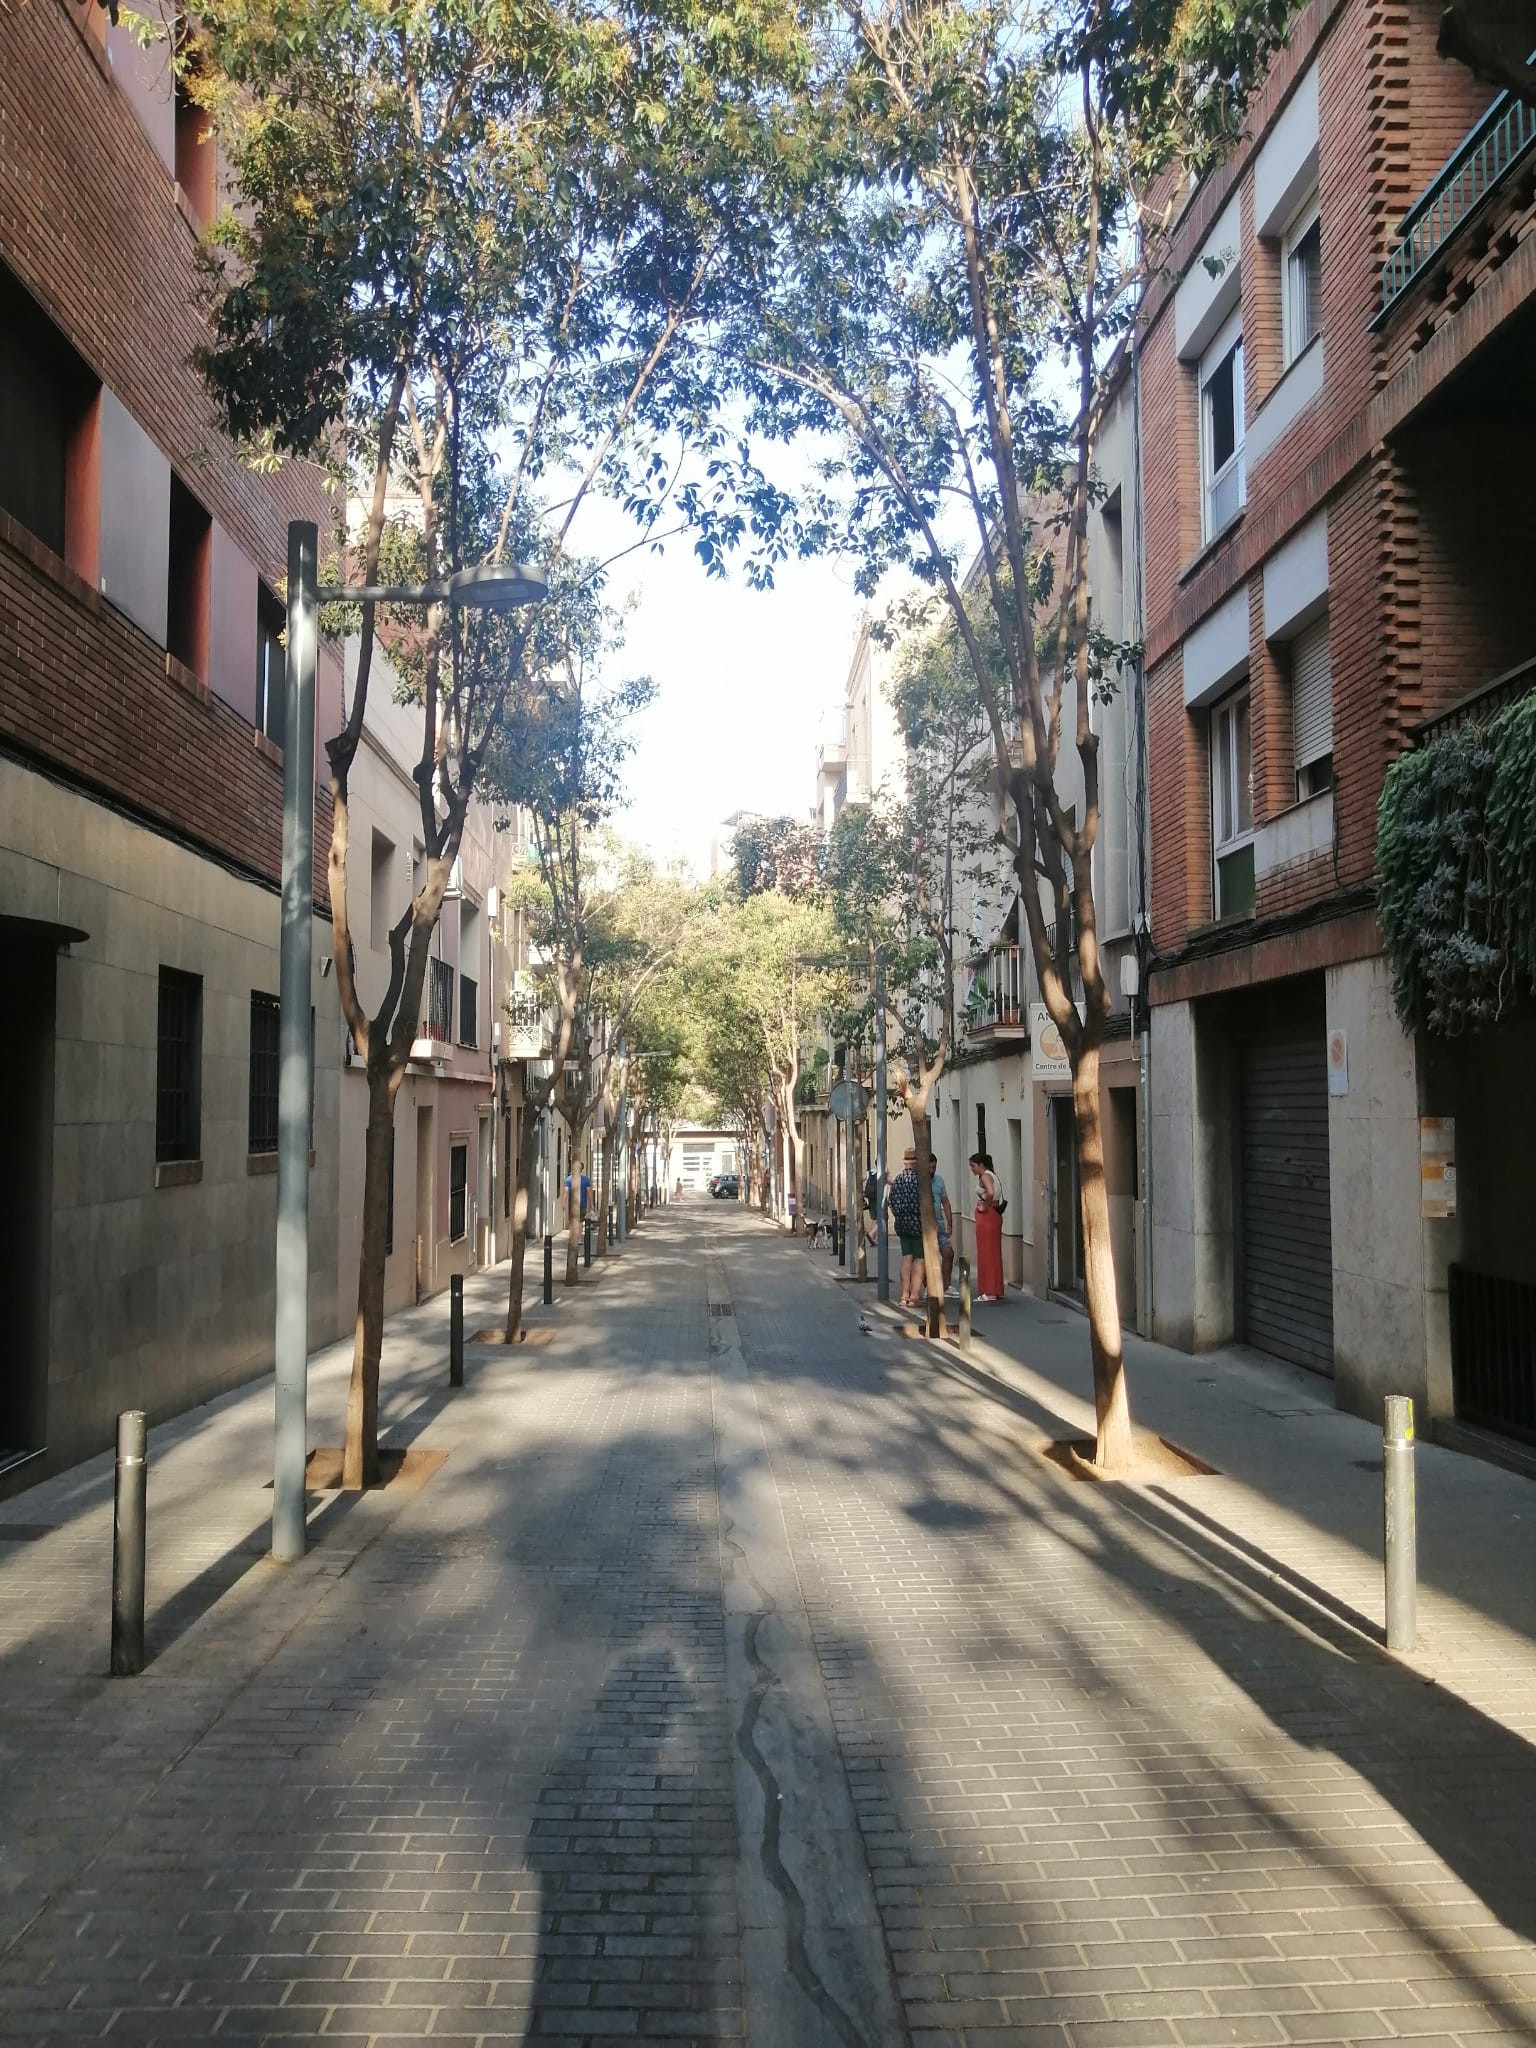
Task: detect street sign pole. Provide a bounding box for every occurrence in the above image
[844,1046,857,1281]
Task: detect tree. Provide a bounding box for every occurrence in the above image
[742,0,1296,1466]
[195,0,815,1475]
[826,615,991,1333]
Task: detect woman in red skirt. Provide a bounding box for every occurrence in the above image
[969,1151,1006,1302]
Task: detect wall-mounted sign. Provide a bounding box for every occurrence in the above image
[1420,1115,1456,1218]
[1030,1003,1073,1081]
[1327,1027,1349,1097]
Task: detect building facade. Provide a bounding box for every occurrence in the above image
[1138,0,1535,1436]
[0,0,347,1486]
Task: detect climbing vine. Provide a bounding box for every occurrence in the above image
[1377,691,1536,1035]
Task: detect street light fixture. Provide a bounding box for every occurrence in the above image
[272,520,548,1566]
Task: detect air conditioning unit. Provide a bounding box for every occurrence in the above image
[487,885,501,919]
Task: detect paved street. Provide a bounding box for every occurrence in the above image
[2,1207,1535,2047]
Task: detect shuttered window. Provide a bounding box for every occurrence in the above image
[1292,616,1333,799]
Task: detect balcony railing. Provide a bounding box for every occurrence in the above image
[1410,652,1536,745]
[459,973,478,1049]
[1380,80,1536,316]
[964,943,1025,1036]
[426,956,453,1042]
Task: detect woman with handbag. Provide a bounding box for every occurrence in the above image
[969,1150,1006,1302]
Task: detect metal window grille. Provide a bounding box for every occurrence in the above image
[449,1143,468,1243]
[248,992,280,1154]
[459,974,478,1048]
[156,968,202,1163]
[428,956,453,1041]
[256,586,286,747]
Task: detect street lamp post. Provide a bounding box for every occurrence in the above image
[272,521,546,1565]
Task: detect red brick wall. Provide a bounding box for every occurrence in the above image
[1,513,332,905]
[0,0,335,901]
[1141,0,1536,979]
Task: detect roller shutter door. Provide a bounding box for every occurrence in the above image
[1239,1024,1334,1373]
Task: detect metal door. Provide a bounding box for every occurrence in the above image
[1239,1023,1334,1373]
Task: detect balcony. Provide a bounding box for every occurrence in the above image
[1411,652,1536,745]
[459,973,478,1049]
[964,943,1025,1039]
[1379,82,1536,317]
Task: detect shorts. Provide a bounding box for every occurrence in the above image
[898,1231,922,1258]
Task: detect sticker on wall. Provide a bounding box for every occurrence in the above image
[1420,1115,1456,1218]
[1326,1027,1349,1097]
[1030,1004,1073,1081]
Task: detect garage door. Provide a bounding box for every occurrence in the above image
[1239,1023,1334,1374]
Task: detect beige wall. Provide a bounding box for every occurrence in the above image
[0,756,341,1482]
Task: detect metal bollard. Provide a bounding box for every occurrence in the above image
[543,1232,554,1305]
[837,1215,846,1267]
[449,1273,464,1388]
[1383,1394,1417,1652]
[111,1410,147,1678]
[958,1257,972,1352]
[583,1215,593,1269]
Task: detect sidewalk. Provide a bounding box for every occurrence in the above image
[851,1265,1536,1742]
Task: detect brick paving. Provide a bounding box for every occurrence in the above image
[0,1210,1533,2046]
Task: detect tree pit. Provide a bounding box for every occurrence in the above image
[1042,1435,1217,1483]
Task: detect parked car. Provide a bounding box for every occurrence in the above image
[712,1174,740,1199]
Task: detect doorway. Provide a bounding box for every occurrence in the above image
[1049,1095,1083,1297]
[0,933,61,1468]
[415,1104,434,1302]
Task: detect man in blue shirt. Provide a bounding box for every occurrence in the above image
[564,1168,591,1219]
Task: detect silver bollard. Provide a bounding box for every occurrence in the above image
[449,1273,464,1389]
[958,1257,972,1353]
[1383,1394,1417,1653]
[111,1410,147,1677]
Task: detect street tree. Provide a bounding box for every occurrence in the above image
[744,0,1296,1466]
[194,0,817,1477]
[826,617,991,1333]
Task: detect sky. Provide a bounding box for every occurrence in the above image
[565,491,872,880]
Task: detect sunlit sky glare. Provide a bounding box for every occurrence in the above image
[562,487,873,880]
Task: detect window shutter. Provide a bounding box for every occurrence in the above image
[1292,617,1332,769]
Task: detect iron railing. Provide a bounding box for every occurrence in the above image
[427,956,453,1042]
[1380,83,1536,315]
[965,943,1024,1034]
[1411,653,1536,745]
[1450,1262,1536,1445]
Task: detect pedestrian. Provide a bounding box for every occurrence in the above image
[863,1161,886,1248]
[909,1152,955,1306]
[887,1146,925,1307]
[969,1150,1006,1301]
[564,1167,591,1221]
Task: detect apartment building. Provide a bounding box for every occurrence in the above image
[335,642,530,1316]
[1138,0,1535,1437]
[0,0,346,1485]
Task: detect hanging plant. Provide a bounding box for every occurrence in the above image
[1377,690,1536,1036]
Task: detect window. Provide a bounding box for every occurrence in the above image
[449,1142,468,1243]
[370,831,395,953]
[0,262,96,560]
[1200,317,1245,541]
[156,968,203,1164]
[167,475,211,678]
[1211,689,1255,920]
[174,65,216,225]
[256,583,286,748]
[458,898,479,1046]
[248,992,280,1154]
[1291,615,1334,800]
[459,972,478,1048]
[1283,195,1322,366]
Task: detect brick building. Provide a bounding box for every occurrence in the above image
[1139,0,1535,1439]
[0,0,345,1485]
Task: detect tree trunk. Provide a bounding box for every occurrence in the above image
[1073,1038,1133,1469]
[564,1125,584,1285]
[504,1100,543,1342]
[911,1103,946,1339]
[597,1127,614,1256]
[343,1065,395,1488]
